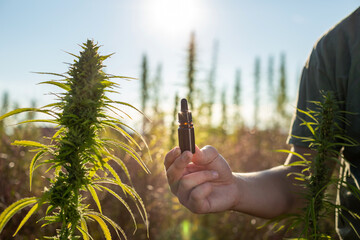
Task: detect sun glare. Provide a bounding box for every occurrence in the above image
[142,0,205,38]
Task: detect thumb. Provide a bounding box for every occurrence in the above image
[192,145,220,166]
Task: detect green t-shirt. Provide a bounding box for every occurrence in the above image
[287,7,360,240]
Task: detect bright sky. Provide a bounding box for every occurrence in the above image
[0,1,359,125]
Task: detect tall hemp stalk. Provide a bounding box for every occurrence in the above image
[186,32,196,110]
[253,57,261,129]
[220,86,227,135]
[169,92,179,149]
[0,40,149,240]
[207,40,218,126]
[263,91,360,239]
[140,54,150,133]
[267,55,275,102]
[276,53,287,122]
[233,69,242,129]
[152,63,162,115]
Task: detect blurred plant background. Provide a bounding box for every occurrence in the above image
[1,1,357,239]
[1,33,335,239]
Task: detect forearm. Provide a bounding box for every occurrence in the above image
[231,165,305,219]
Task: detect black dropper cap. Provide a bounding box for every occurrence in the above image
[181,98,188,112]
[178,98,192,123]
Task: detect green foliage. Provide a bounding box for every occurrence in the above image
[253,57,261,129]
[186,32,196,110]
[265,91,360,239]
[267,55,275,101]
[276,53,288,119]
[140,54,149,131]
[207,40,218,126]
[0,40,149,239]
[0,197,38,234]
[152,63,162,115]
[170,93,179,149]
[233,69,242,128]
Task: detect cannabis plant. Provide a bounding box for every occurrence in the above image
[263,91,360,239]
[0,40,149,240]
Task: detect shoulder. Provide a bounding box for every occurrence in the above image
[307,7,360,77]
[314,8,360,55]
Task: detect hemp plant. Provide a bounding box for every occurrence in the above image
[0,40,149,240]
[263,91,360,239]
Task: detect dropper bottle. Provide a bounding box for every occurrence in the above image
[178,98,195,153]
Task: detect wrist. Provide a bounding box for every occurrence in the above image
[229,172,246,212]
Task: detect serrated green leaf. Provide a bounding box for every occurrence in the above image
[101,137,145,173]
[62,51,79,59]
[106,99,147,119]
[51,127,66,140]
[102,119,152,164]
[86,213,111,240]
[78,218,91,240]
[106,74,136,80]
[101,80,119,88]
[29,150,46,191]
[96,179,148,231]
[0,197,38,234]
[102,121,141,150]
[13,203,39,236]
[12,140,49,149]
[17,119,58,125]
[101,150,132,182]
[33,71,68,78]
[297,108,319,123]
[87,185,102,214]
[104,104,130,120]
[103,162,123,185]
[0,108,50,121]
[40,102,62,109]
[276,149,309,162]
[38,81,71,91]
[98,185,136,233]
[294,177,306,181]
[86,211,126,240]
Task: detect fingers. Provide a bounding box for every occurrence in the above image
[177,170,218,208]
[166,151,193,191]
[164,147,181,170]
[177,170,218,197]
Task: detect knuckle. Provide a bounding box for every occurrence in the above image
[201,146,220,162]
[202,145,216,153]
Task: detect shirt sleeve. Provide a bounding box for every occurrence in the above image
[287,47,338,147]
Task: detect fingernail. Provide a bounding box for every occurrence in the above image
[183,151,192,161]
[211,171,219,178]
[174,147,181,157]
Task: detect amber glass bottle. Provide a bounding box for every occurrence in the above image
[178,98,195,153]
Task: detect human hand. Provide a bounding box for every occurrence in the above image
[164,145,240,213]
